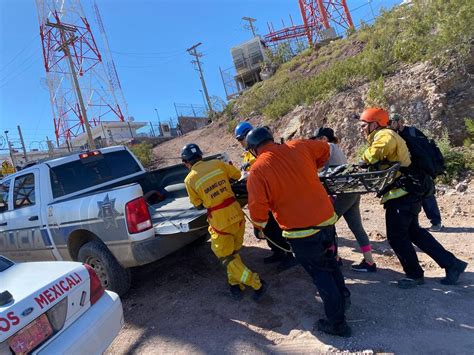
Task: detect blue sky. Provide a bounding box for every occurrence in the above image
[0,0,400,149]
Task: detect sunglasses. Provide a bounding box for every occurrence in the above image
[237,137,245,142]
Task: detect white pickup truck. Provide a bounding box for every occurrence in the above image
[0,146,224,295]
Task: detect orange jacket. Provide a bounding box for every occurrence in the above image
[247,140,336,238]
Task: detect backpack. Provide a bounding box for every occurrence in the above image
[401,126,445,178]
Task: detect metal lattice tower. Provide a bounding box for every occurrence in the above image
[36,0,128,147]
[265,0,354,46]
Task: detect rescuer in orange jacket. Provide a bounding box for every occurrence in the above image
[181,143,268,301]
[234,122,296,272]
[245,127,351,337]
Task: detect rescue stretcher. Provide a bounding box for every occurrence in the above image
[231,162,401,199]
[318,162,401,195]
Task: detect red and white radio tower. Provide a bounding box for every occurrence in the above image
[36,0,128,148]
[265,0,354,46]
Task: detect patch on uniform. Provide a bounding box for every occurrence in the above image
[97,194,119,228]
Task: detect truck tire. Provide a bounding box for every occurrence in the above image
[78,240,131,296]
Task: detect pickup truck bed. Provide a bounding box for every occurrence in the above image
[0,146,226,296]
[150,197,207,235]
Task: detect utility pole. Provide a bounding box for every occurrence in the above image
[17,125,28,162]
[149,122,155,137]
[199,89,208,111]
[242,16,257,37]
[127,122,134,138]
[49,22,96,149]
[46,136,54,157]
[154,108,163,136]
[4,131,16,167]
[187,42,214,119]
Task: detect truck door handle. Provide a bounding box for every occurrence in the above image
[0,222,6,226]
[28,216,39,221]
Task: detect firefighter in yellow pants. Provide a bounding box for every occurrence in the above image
[181,143,268,301]
[209,220,261,289]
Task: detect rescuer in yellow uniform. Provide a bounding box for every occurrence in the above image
[359,107,467,288]
[234,122,256,173]
[181,143,268,301]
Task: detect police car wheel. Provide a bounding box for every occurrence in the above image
[78,240,131,296]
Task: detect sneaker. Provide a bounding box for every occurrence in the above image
[316,319,351,338]
[351,259,377,273]
[229,285,243,301]
[429,223,443,232]
[441,259,468,285]
[397,277,425,289]
[263,251,285,264]
[252,280,269,302]
[276,256,298,273]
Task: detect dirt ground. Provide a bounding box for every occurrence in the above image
[107,189,474,354]
[107,125,474,354]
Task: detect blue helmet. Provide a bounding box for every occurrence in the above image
[181,143,203,164]
[234,122,254,141]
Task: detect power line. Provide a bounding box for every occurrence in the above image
[0,34,39,73]
[111,49,185,59]
[0,55,40,89]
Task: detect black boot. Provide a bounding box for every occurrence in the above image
[252,280,269,302]
[229,285,243,301]
[441,259,468,285]
[316,319,351,337]
[397,277,425,289]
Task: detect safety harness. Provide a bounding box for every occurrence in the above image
[207,197,236,218]
[207,197,240,236]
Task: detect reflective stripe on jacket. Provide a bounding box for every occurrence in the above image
[282,212,338,238]
[185,159,243,230]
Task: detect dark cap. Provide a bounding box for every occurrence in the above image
[314,127,336,143]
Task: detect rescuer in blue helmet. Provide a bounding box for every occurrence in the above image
[234,122,256,172]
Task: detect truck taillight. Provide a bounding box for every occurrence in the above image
[125,197,153,234]
[79,151,101,159]
[85,264,105,305]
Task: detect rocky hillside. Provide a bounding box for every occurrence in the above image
[154,0,473,166]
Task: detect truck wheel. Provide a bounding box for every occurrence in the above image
[78,240,131,296]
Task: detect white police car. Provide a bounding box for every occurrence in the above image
[0,256,123,354]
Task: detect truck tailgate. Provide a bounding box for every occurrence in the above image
[149,197,208,235]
